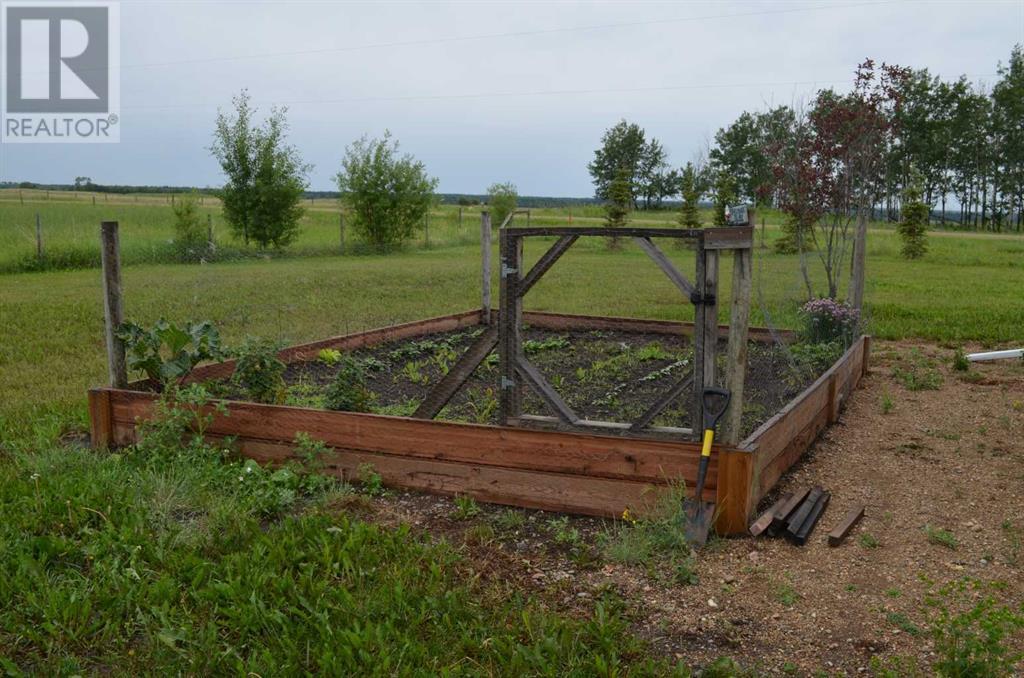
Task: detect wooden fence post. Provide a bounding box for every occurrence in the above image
[339,212,345,254]
[35,213,43,260]
[458,206,463,231]
[498,229,523,424]
[424,212,430,247]
[723,242,753,444]
[481,211,492,324]
[207,213,214,249]
[100,221,128,389]
[693,239,719,434]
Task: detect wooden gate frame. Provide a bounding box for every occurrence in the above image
[412,223,754,443]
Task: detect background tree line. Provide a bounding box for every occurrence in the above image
[706,45,1024,232]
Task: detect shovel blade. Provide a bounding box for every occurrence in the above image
[683,499,715,546]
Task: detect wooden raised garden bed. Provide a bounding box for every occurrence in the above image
[89,309,870,535]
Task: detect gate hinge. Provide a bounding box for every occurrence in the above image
[500,376,515,389]
[501,264,519,278]
[690,291,716,305]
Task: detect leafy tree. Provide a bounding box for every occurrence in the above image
[487,182,518,227]
[604,167,631,248]
[898,170,929,259]
[210,90,309,249]
[335,131,438,250]
[678,163,702,228]
[993,45,1024,232]
[73,176,93,190]
[588,120,677,208]
[711,173,737,227]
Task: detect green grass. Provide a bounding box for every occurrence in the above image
[0,392,686,675]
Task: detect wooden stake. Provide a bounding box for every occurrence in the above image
[35,213,43,260]
[100,221,127,388]
[481,211,492,324]
[458,206,463,230]
[723,212,753,445]
[207,213,214,248]
[339,212,345,254]
[424,212,430,247]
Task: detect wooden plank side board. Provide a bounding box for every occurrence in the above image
[743,336,869,506]
[107,425,676,518]
[104,389,731,485]
[88,388,113,448]
[714,448,755,534]
[88,316,874,536]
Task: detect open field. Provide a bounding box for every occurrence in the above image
[4,188,1022,272]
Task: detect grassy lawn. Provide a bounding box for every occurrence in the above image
[1,197,1022,673]
[0,394,686,675]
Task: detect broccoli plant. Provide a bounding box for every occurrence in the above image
[117,319,224,386]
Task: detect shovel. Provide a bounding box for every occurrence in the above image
[683,387,731,546]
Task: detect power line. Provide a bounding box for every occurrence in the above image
[122,72,1000,112]
[117,1,892,72]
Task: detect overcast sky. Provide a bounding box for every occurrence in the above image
[2,0,1023,196]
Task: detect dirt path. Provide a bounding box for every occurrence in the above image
[332,340,1024,674]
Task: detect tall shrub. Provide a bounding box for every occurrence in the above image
[898,170,929,259]
[678,163,702,228]
[604,167,631,249]
[487,182,518,227]
[335,132,438,250]
[210,90,310,249]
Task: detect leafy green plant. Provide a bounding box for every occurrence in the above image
[775,581,799,607]
[452,495,481,520]
[464,387,498,424]
[318,348,342,366]
[356,462,384,496]
[952,348,970,372]
[926,525,959,550]
[881,392,895,414]
[401,360,430,386]
[325,357,374,412]
[893,350,944,391]
[117,319,224,385]
[547,517,582,548]
[790,340,844,374]
[231,338,286,404]
[926,579,1024,677]
[492,509,526,532]
[860,533,881,549]
[887,611,922,636]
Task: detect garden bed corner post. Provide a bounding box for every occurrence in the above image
[100,221,127,389]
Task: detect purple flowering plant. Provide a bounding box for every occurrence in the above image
[799,298,859,346]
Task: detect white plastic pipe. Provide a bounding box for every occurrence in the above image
[966,348,1024,362]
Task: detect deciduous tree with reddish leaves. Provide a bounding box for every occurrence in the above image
[768,60,909,304]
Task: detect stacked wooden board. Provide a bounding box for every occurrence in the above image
[749,486,831,545]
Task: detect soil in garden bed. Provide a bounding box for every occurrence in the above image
[241,326,818,439]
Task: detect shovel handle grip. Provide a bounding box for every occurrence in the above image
[701,429,714,457]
